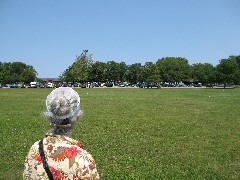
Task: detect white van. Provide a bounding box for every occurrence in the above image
[30,81,37,88]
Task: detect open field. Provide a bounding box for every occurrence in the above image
[0,88,240,179]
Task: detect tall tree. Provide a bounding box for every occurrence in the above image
[20,65,37,83]
[89,61,106,82]
[142,62,159,82]
[191,63,216,85]
[118,62,127,82]
[229,55,240,67]
[216,58,239,87]
[61,50,93,83]
[105,61,119,82]
[228,55,240,84]
[124,63,143,83]
[0,62,37,83]
[156,57,191,83]
[0,62,3,82]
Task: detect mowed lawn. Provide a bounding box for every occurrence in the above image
[0,87,240,179]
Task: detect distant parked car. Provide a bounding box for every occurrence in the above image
[169,83,176,87]
[55,83,61,88]
[118,83,126,87]
[73,83,79,87]
[62,82,68,87]
[136,83,143,88]
[194,83,202,87]
[47,82,54,88]
[149,82,160,88]
[105,82,113,87]
[90,82,100,88]
[67,82,73,87]
[9,83,17,88]
[79,83,87,88]
[30,81,38,88]
[15,83,24,88]
[137,82,160,88]
[206,84,213,88]
[1,84,10,88]
[38,83,46,88]
[178,83,187,87]
[164,83,176,87]
[144,82,160,88]
[24,84,31,88]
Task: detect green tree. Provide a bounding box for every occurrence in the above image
[191,63,216,86]
[0,62,37,83]
[0,62,3,82]
[118,62,127,82]
[124,63,143,83]
[142,62,159,82]
[105,61,119,82]
[216,58,239,88]
[156,57,191,83]
[61,50,93,83]
[229,55,240,67]
[0,62,11,83]
[89,61,106,82]
[61,67,75,83]
[228,55,240,85]
[21,66,37,83]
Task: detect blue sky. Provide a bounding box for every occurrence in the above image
[0,0,239,77]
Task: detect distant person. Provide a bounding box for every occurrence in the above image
[23,87,100,180]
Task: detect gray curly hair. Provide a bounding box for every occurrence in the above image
[43,87,83,135]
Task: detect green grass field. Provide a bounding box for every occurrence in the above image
[1,87,240,179]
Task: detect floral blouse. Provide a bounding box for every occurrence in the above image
[23,134,100,180]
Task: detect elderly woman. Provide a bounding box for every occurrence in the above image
[23,87,100,180]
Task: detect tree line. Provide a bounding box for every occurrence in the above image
[1,51,240,87]
[60,51,240,87]
[0,62,37,84]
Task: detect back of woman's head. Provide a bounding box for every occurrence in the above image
[44,87,82,135]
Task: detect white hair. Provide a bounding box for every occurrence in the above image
[43,87,83,135]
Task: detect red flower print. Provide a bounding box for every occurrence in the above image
[50,167,61,179]
[76,141,84,149]
[64,146,82,159]
[47,144,53,152]
[73,174,79,179]
[33,154,42,163]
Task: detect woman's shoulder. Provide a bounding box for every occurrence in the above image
[42,136,93,158]
[42,136,96,167]
[29,137,87,152]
